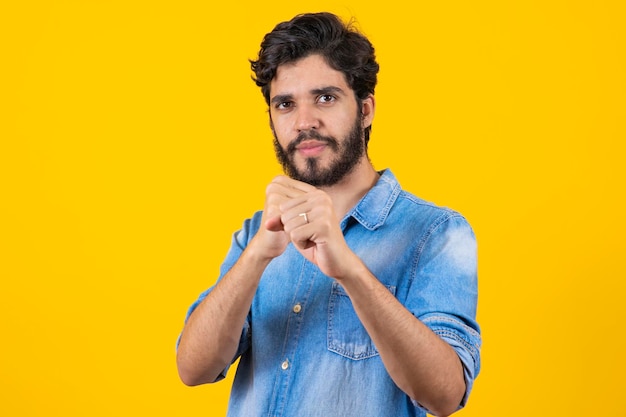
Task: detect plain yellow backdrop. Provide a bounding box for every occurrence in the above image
[2,1,625,416]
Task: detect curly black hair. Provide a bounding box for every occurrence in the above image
[251,13,379,142]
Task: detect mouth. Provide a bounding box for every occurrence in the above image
[295,140,328,157]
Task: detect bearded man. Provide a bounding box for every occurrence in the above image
[176,12,481,417]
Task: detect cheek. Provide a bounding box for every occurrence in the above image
[271,124,291,149]
[270,113,291,134]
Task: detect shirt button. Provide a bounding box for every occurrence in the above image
[292,304,302,313]
[281,360,289,370]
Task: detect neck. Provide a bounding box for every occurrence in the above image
[320,158,380,218]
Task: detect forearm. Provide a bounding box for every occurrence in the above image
[176,242,271,386]
[339,262,465,417]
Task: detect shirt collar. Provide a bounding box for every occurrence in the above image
[347,169,402,231]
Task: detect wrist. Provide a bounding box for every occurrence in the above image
[245,234,281,265]
[333,253,369,283]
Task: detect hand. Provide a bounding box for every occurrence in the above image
[267,176,361,279]
[247,177,294,261]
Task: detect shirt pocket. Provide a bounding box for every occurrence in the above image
[327,281,397,360]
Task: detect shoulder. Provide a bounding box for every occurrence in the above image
[393,188,471,234]
[395,192,477,272]
[357,169,473,236]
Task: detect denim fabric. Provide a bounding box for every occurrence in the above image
[183,169,481,417]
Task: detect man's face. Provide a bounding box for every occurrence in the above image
[269,54,373,187]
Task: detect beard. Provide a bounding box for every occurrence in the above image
[272,115,366,187]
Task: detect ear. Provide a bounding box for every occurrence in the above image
[360,94,375,128]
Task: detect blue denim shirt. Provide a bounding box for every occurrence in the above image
[183,169,481,417]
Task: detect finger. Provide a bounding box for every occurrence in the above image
[280,188,330,213]
[265,181,299,220]
[289,223,320,250]
[266,180,307,200]
[292,233,316,251]
[271,175,318,193]
[281,205,315,230]
[279,195,312,213]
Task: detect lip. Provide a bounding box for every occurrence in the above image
[295,140,327,157]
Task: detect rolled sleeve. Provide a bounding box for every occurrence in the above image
[421,313,481,407]
[407,213,482,408]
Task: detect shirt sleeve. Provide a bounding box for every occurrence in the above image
[176,212,263,381]
[406,213,482,410]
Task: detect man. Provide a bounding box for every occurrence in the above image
[177,12,480,417]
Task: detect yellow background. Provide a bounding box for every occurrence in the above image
[2,1,624,415]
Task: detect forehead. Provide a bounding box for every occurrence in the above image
[270,54,351,97]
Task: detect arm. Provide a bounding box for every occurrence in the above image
[337,263,466,417]
[176,179,299,386]
[276,176,475,417]
[176,240,272,386]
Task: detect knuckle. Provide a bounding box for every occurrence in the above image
[265,182,277,195]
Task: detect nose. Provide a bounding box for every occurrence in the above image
[294,104,320,131]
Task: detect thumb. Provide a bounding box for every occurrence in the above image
[265,215,284,232]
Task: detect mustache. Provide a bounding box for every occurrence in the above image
[286,131,339,154]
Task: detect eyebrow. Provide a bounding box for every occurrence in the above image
[270,86,347,105]
[311,86,346,96]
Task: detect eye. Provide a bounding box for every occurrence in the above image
[275,101,293,110]
[317,94,336,104]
